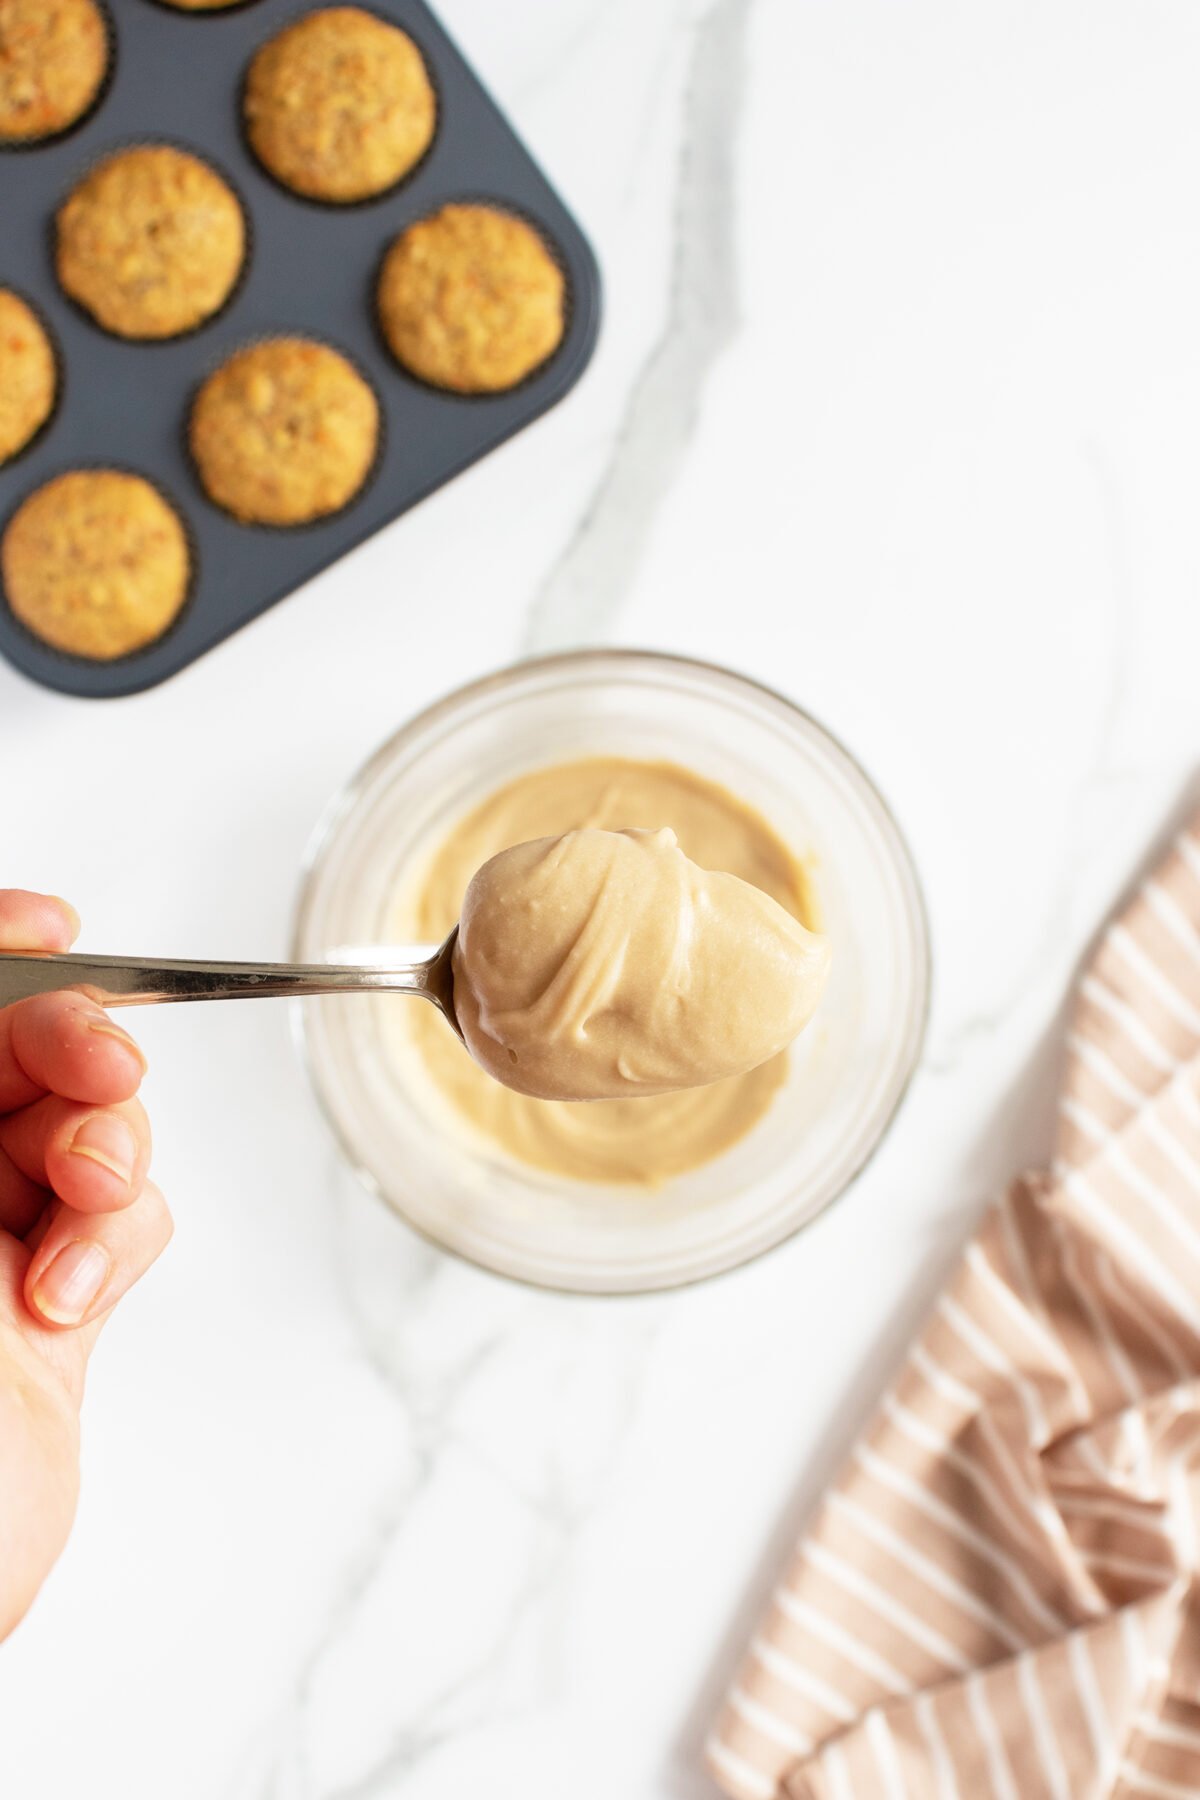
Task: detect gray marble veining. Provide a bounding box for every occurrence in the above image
[248,1167,664,1800]
[522,0,754,653]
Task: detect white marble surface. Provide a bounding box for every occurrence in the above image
[4,2,1200,1795]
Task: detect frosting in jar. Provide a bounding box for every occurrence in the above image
[452,825,829,1102]
[384,756,824,1185]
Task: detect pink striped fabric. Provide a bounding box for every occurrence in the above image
[708,821,1200,1800]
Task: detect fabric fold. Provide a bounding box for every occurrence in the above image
[708,819,1200,1799]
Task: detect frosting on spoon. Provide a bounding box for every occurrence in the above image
[452,825,831,1102]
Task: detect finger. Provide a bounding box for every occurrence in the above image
[0,1141,46,1238]
[0,991,146,1113]
[24,1179,173,1331]
[0,1094,150,1211]
[0,890,79,953]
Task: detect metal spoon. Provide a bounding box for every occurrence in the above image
[0,933,462,1038]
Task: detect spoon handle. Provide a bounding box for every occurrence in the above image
[0,950,433,1008]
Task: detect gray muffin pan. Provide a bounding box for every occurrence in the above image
[0,0,601,699]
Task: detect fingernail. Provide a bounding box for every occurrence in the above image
[86,1017,148,1073]
[70,1113,137,1186]
[32,1240,111,1326]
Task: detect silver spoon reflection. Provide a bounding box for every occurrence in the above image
[0,936,464,1039]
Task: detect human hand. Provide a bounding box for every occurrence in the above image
[0,891,171,1641]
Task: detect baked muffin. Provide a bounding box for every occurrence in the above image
[0,0,108,143]
[244,7,435,203]
[377,204,565,393]
[189,338,379,525]
[2,470,190,660]
[0,292,56,466]
[56,146,246,340]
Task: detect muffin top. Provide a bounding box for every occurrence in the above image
[0,292,57,466]
[189,337,379,526]
[2,470,190,660]
[56,146,246,340]
[244,7,436,203]
[377,204,565,393]
[0,0,108,143]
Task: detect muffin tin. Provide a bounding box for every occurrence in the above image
[0,0,601,698]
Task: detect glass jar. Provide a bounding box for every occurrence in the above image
[291,650,930,1293]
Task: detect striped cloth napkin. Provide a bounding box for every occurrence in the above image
[707,819,1200,1800]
